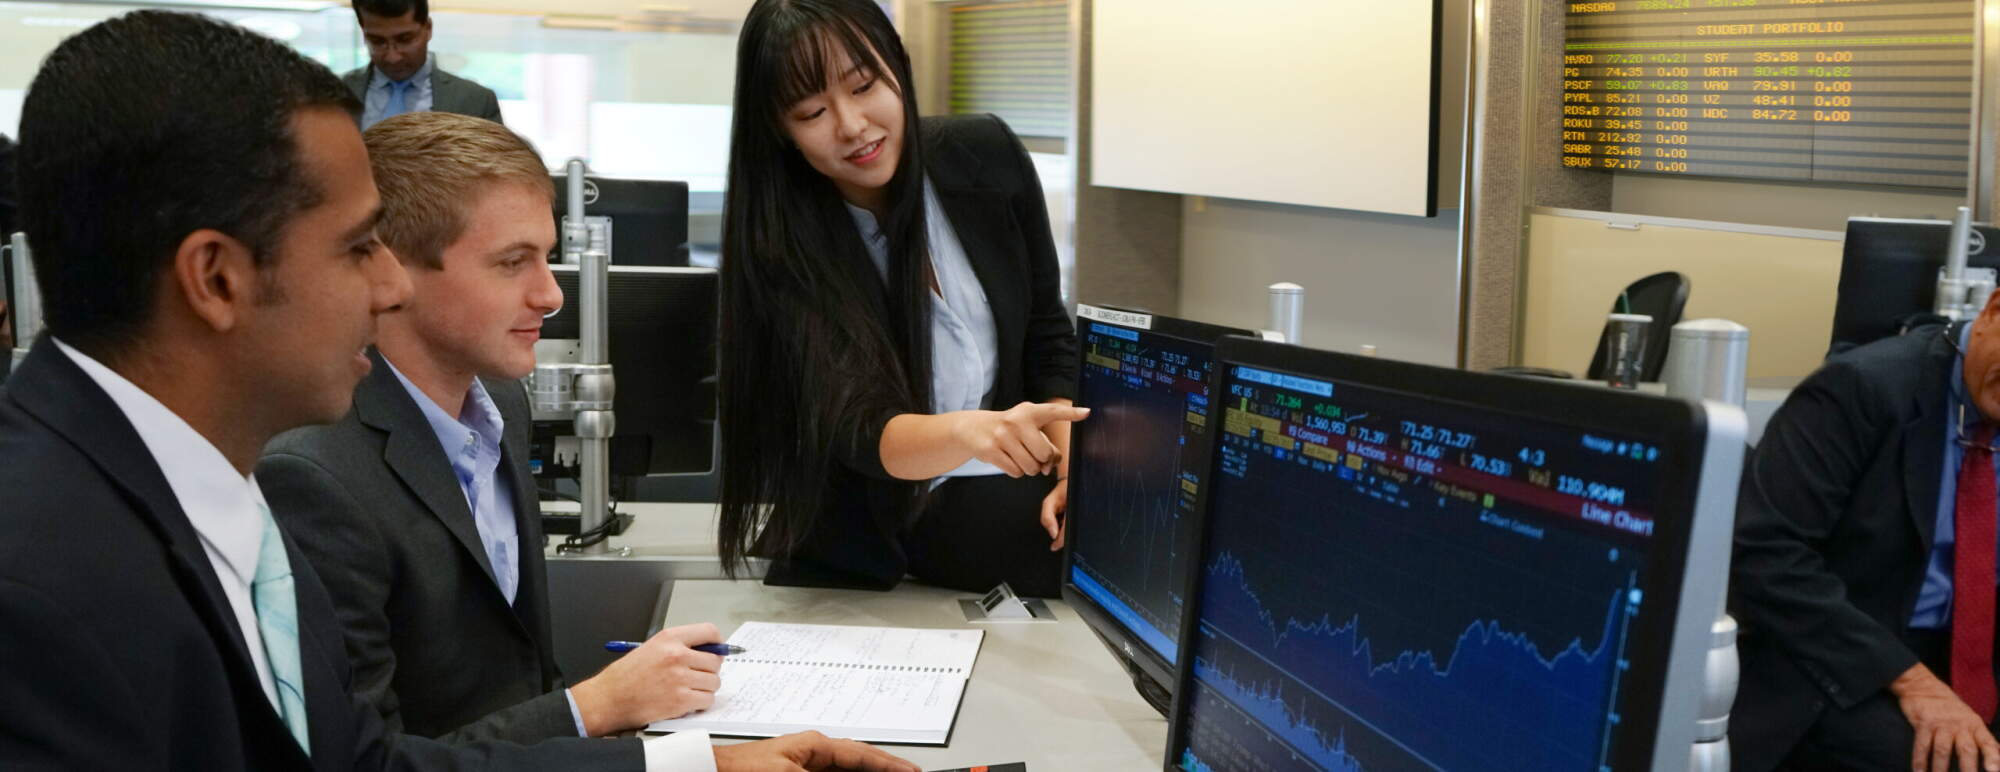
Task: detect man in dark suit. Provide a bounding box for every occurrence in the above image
[1733,292,2000,772]
[344,0,503,130]
[0,11,913,772]
[259,111,730,746]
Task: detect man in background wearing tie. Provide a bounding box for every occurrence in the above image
[1734,291,2000,772]
[344,0,503,130]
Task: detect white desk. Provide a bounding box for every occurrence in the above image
[651,579,1170,770]
[541,501,721,557]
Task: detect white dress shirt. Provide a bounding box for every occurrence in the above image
[57,340,715,771]
[55,339,282,713]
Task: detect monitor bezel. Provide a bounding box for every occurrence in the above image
[1162,334,1742,772]
[1060,305,1257,696]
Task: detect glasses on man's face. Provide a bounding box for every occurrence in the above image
[365,34,421,56]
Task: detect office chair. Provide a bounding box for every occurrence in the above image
[1495,271,1690,383]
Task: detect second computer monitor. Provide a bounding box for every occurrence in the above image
[550,173,691,267]
[1829,216,2000,353]
[1062,305,1255,697]
[1166,336,1743,771]
[539,264,717,480]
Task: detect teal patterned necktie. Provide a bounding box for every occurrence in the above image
[253,504,311,756]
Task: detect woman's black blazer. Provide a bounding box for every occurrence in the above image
[760,112,1079,589]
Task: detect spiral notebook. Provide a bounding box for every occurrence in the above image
[647,621,985,745]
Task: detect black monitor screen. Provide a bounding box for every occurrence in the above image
[552,174,691,267]
[540,265,716,477]
[1829,217,2000,354]
[1171,342,1705,771]
[1065,311,1243,672]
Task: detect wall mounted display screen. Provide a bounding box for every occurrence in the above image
[1092,0,1443,216]
[1560,0,1973,189]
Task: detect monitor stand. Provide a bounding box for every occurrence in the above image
[1113,651,1173,718]
[1084,626,1173,717]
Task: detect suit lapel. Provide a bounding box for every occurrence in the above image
[429,69,459,113]
[7,339,303,761]
[925,124,1023,360]
[290,531,352,770]
[354,351,502,587]
[341,67,368,104]
[488,376,555,652]
[1904,328,1958,550]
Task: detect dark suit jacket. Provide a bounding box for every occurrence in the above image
[760,113,1079,591]
[259,349,587,747]
[1730,324,1958,772]
[341,65,503,125]
[0,338,638,770]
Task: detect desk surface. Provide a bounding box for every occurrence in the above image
[542,501,720,557]
[653,579,1170,770]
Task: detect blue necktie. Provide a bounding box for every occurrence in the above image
[384,79,412,121]
[253,504,311,756]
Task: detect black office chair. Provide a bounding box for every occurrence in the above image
[1494,271,1690,382]
[1584,271,1690,382]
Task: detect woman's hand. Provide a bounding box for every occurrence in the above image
[1040,477,1068,551]
[949,402,1090,478]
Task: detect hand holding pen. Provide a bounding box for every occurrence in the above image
[567,622,726,735]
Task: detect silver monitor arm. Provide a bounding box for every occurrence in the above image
[6,232,39,373]
[1935,206,1994,321]
[531,159,621,554]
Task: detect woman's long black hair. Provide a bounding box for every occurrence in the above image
[716,0,933,576]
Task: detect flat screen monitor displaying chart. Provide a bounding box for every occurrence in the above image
[1062,305,1254,699]
[1166,336,1743,771]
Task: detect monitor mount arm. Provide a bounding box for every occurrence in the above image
[1935,206,1994,322]
[533,158,622,555]
[6,231,39,374]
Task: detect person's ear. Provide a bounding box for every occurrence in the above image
[170,229,263,334]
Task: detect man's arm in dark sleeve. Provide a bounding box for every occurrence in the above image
[1731,358,1919,708]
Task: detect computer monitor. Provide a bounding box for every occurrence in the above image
[1829,216,2000,354]
[1061,305,1256,713]
[550,173,691,267]
[533,264,717,487]
[1166,336,1744,771]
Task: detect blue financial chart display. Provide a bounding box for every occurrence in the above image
[1175,364,1663,772]
[1067,322,1220,664]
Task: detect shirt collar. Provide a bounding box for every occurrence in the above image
[845,201,883,241]
[384,356,505,454]
[52,338,268,588]
[372,53,435,90]
[846,177,941,280]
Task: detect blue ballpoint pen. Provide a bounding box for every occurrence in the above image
[604,641,747,656]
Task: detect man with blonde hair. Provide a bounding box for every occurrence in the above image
[258,111,917,772]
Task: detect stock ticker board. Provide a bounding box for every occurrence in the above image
[1560,0,1973,189]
